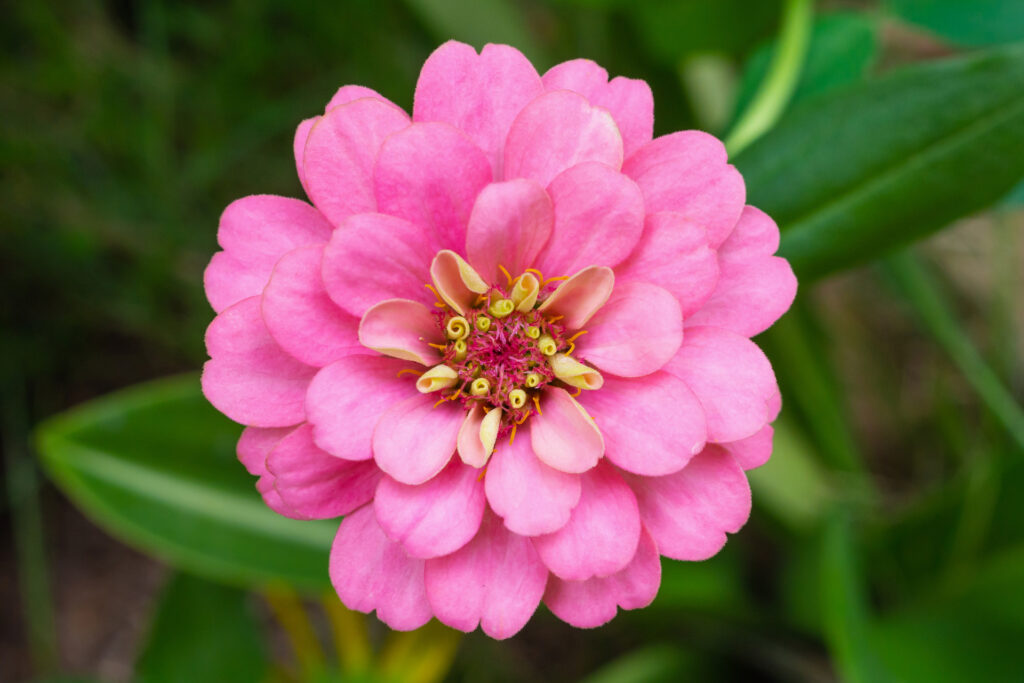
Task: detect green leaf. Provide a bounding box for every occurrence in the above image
[736,44,1024,279]
[732,12,878,121]
[137,572,267,683]
[870,546,1024,682]
[35,374,336,591]
[889,0,1024,47]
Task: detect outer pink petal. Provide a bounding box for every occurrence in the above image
[530,388,604,474]
[322,213,435,318]
[686,206,797,336]
[305,355,416,461]
[542,59,653,158]
[261,246,361,368]
[485,425,582,536]
[237,426,302,518]
[576,372,706,476]
[465,179,553,284]
[204,195,333,313]
[202,297,315,427]
[532,162,644,276]
[424,512,548,639]
[721,424,774,470]
[413,41,543,177]
[303,98,410,227]
[533,462,641,580]
[503,90,624,188]
[537,265,614,330]
[358,299,443,366]
[577,281,682,378]
[375,459,485,559]
[330,505,432,631]
[324,85,390,112]
[267,424,380,519]
[614,213,719,317]
[372,394,462,485]
[294,118,318,198]
[622,131,745,248]
[624,446,751,561]
[544,525,660,628]
[664,326,778,443]
[375,122,492,252]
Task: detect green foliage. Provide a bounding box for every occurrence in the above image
[889,0,1024,46]
[736,44,1024,279]
[137,572,268,683]
[35,375,336,591]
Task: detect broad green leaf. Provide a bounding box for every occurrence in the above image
[137,572,267,683]
[736,45,1024,279]
[889,0,1024,47]
[732,12,878,121]
[35,375,336,591]
[870,546,1024,682]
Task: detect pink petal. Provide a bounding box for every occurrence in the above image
[204,195,333,313]
[294,118,318,198]
[322,213,435,318]
[261,246,361,368]
[624,446,751,561]
[330,505,432,631]
[202,297,315,427]
[303,98,411,227]
[374,459,485,559]
[576,372,706,476]
[721,424,774,470]
[577,281,682,377]
[544,525,660,628]
[305,355,416,461]
[542,59,653,158]
[503,90,624,188]
[686,206,797,336]
[375,122,492,252]
[537,266,614,330]
[465,179,553,285]
[532,462,641,580]
[429,250,490,315]
[622,131,745,248]
[372,394,462,485]
[485,424,582,536]
[267,424,380,519]
[532,162,644,276]
[424,512,548,639]
[324,85,390,112]
[237,426,301,518]
[664,326,778,443]
[413,41,543,177]
[530,388,604,474]
[614,213,719,317]
[358,299,443,365]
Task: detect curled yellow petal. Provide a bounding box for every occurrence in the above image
[470,377,491,396]
[488,298,514,318]
[415,364,459,393]
[479,407,501,462]
[549,353,603,390]
[538,334,557,356]
[508,389,527,409]
[524,372,542,388]
[430,250,489,314]
[525,325,540,339]
[511,273,540,312]
[475,315,492,332]
[452,339,467,361]
[445,316,470,340]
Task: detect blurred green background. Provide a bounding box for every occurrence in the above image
[4,0,1024,681]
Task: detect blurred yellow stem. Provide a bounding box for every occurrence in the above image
[322,593,372,675]
[262,585,325,677]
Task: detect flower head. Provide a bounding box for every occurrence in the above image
[202,41,796,638]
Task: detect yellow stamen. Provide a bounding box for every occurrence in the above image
[424,283,445,307]
[427,342,447,351]
[509,389,527,409]
[453,339,467,361]
[547,314,564,323]
[566,342,575,355]
[488,298,514,318]
[524,372,542,388]
[475,315,492,332]
[446,316,470,340]
[497,263,513,286]
[508,424,518,445]
[525,326,540,339]
[566,330,589,343]
[434,302,447,308]
[514,410,532,425]
[538,334,557,356]
[570,386,582,397]
[470,378,491,396]
[541,275,569,287]
[532,395,543,415]
[474,292,489,305]
[396,368,424,378]
[524,268,544,280]
[432,397,446,409]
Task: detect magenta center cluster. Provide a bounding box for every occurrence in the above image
[433,305,567,427]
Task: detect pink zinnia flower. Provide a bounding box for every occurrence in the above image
[202,41,796,638]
